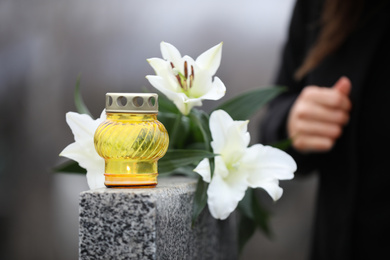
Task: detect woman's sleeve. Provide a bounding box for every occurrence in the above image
[260,0,321,175]
[261,0,308,144]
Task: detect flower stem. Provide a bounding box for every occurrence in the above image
[189,109,215,178]
[189,109,211,151]
[169,112,183,148]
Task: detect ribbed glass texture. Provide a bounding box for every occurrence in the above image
[94,113,169,187]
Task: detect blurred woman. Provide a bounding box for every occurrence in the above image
[260,0,390,259]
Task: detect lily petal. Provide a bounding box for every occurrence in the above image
[193,108,296,220]
[60,142,105,190]
[244,144,296,181]
[66,112,101,145]
[196,42,223,76]
[161,41,183,71]
[238,144,295,201]
[146,42,226,115]
[207,167,248,220]
[209,110,233,153]
[222,119,250,164]
[147,57,171,77]
[198,76,226,100]
[60,110,106,190]
[180,98,203,116]
[257,179,284,201]
[99,109,107,120]
[213,155,229,179]
[209,110,249,163]
[146,75,182,101]
[188,68,226,100]
[193,158,211,183]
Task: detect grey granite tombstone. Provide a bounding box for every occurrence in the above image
[79,176,238,260]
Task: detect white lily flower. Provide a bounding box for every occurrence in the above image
[60,110,106,190]
[194,110,296,220]
[146,42,226,115]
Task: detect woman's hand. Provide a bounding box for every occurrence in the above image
[287,76,352,152]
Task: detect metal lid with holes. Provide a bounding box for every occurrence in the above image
[105,93,159,113]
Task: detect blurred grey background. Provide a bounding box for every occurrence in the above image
[0,0,318,259]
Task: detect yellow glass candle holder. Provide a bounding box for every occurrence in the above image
[94,93,169,188]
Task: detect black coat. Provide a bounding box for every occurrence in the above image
[260,0,390,259]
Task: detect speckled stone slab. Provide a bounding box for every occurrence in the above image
[79,176,237,260]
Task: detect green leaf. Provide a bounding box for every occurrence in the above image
[252,196,272,237]
[158,149,217,174]
[186,117,205,145]
[158,93,179,113]
[184,142,207,150]
[238,189,255,219]
[271,138,292,151]
[188,109,215,178]
[158,165,199,178]
[192,177,209,226]
[238,188,272,251]
[169,113,183,148]
[189,109,212,150]
[158,112,190,149]
[215,87,286,120]
[74,75,92,116]
[157,112,176,130]
[53,160,86,174]
[238,213,256,254]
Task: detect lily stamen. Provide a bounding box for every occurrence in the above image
[171,62,183,89]
[190,65,194,88]
[146,41,225,115]
[171,61,195,92]
[184,61,188,78]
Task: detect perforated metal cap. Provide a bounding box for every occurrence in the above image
[105,93,159,113]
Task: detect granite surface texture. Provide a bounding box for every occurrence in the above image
[79,176,237,260]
